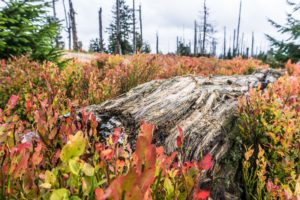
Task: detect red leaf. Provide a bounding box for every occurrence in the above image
[95,188,104,200]
[176,126,184,148]
[7,95,19,110]
[112,128,121,144]
[101,149,114,160]
[90,114,98,129]
[194,190,210,199]
[25,99,33,113]
[198,153,213,171]
[32,143,43,166]
[13,152,30,179]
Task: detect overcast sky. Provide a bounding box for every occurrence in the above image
[54,0,289,54]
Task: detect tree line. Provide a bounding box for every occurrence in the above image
[0,0,299,66]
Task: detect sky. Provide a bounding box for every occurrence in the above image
[3,0,291,54]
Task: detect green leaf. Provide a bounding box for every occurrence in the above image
[70,196,81,200]
[82,163,95,177]
[68,158,81,176]
[60,131,86,163]
[45,170,57,186]
[50,188,69,200]
[82,176,95,196]
[164,177,174,197]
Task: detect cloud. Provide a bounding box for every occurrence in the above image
[54,0,289,54]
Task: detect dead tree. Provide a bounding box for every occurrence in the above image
[240,32,244,56]
[115,0,122,54]
[52,0,57,18]
[99,7,104,52]
[62,0,71,50]
[194,20,198,55]
[52,0,59,47]
[201,0,208,54]
[82,69,284,199]
[69,0,79,51]
[236,0,242,55]
[251,32,255,57]
[223,26,227,58]
[139,5,143,49]
[132,0,136,54]
[233,29,236,56]
[156,32,159,54]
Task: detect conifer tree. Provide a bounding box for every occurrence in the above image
[267,0,300,65]
[108,0,133,54]
[0,0,61,63]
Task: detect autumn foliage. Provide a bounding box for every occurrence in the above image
[0,92,212,199]
[239,61,300,199]
[0,54,298,199]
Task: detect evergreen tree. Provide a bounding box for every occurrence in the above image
[266,0,300,65]
[0,0,61,63]
[89,39,101,53]
[136,33,151,53]
[177,40,191,56]
[108,0,133,54]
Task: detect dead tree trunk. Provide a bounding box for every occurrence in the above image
[132,0,136,54]
[62,0,71,50]
[194,20,198,55]
[115,0,122,55]
[139,4,143,49]
[99,7,104,53]
[69,0,79,51]
[156,32,159,54]
[236,0,242,55]
[251,32,255,57]
[82,69,284,199]
[202,0,207,54]
[223,26,226,58]
[233,29,236,57]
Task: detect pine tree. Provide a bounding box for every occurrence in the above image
[89,38,101,52]
[177,39,191,56]
[0,0,61,63]
[108,0,133,54]
[267,0,300,65]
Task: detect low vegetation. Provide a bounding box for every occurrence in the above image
[0,55,299,199]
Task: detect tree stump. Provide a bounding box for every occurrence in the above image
[83,69,284,199]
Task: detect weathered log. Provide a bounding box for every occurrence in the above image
[83,69,284,199]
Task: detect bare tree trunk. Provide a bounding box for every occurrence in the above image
[202,0,207,54]
[246,47,249,58]
[52,0,57,18]
[52,0,59,47]
[69,0,79,51]
[156,32,159,54]
[194,20,198,55]
[139,4,143,50]
[115,0,122,55]
[132,0,136,54]
[223,26,226,58]
[233,29,236,57]
[62,0,71,50]
[251,32,255,57]
[240,32,244,56]
[176,36,179,54]
[99,7,104,53]
[198,31,202,54]
[68,13,72,50]
[236,0,242,55]
[82,69,284,200]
